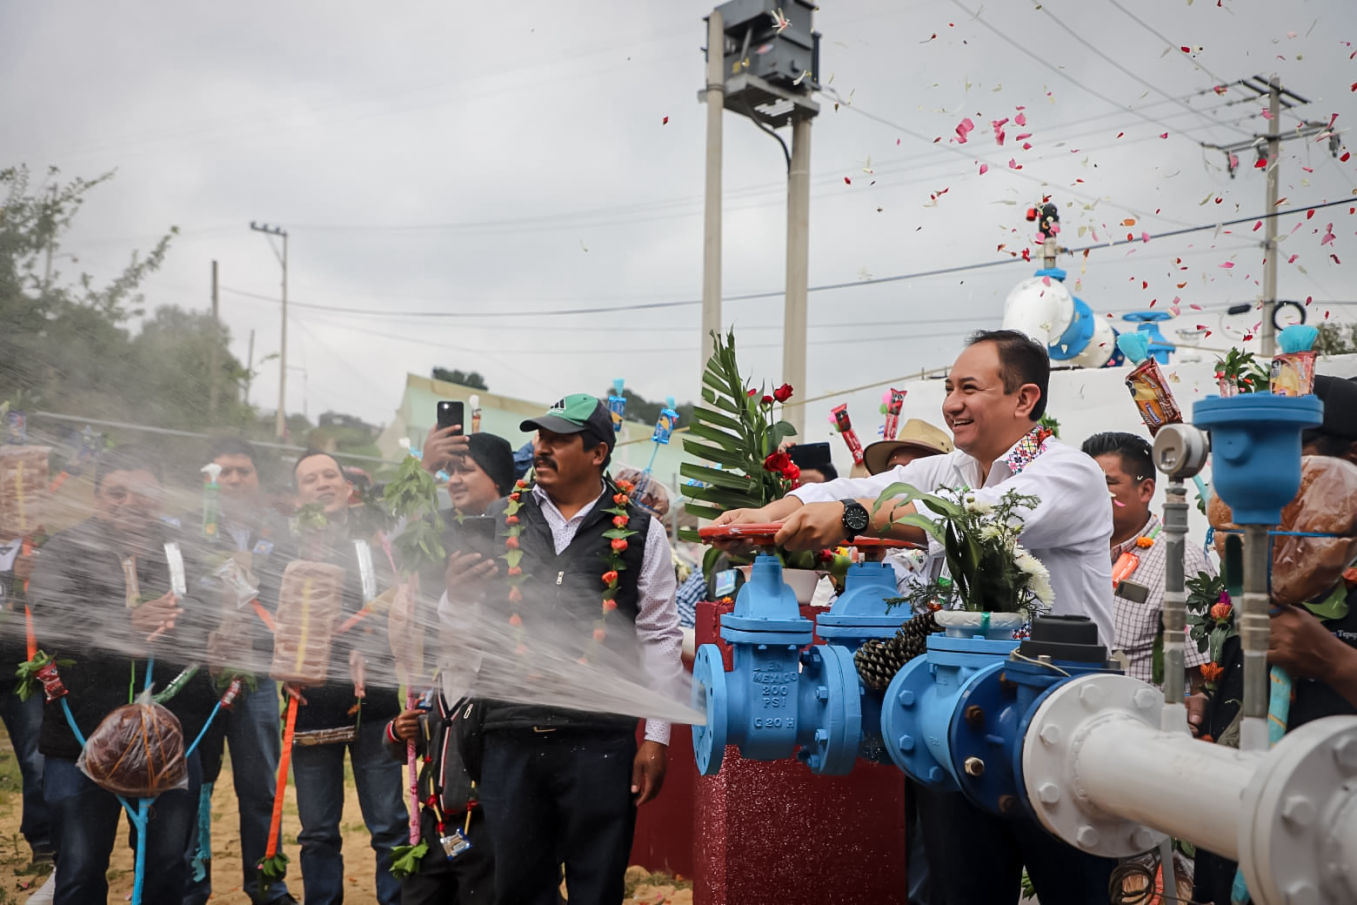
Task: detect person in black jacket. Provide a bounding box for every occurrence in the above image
[283,450,407,905]
[443,395,683,905]
[28,447,218,905]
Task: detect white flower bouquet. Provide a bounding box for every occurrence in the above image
[871,483,1053,619]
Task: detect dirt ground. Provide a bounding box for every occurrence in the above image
[0,731,690,905]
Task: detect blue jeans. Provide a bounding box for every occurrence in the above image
[291,719,407,905]
[0,690,50,853]
[184,681,289,904]
[45,752,202,905]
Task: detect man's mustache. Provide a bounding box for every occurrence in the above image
[533,457,557,470]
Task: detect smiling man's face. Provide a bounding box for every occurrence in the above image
[294,453,351,515]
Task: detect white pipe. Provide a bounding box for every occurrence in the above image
[1076,713,1261,858]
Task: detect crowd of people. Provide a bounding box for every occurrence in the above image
[0,328,1355,905]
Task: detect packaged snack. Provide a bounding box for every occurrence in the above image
[78,692,188,797]
[830,404,866,464]
[882,388,907,442]
[1124,359,1182,436]
[270,560,345,685]
[1269,353,1316,397]
[0,445,52,538]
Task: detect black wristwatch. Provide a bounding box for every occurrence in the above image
[840,499,870,537]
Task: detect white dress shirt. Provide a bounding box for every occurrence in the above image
[791,434,1116,647]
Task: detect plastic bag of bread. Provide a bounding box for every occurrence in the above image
[77,691,187,797]
[270,560,345,685]
[1208,455,1357,605]
[0,445,52,538]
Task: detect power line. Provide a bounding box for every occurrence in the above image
[1027,0,1253,140]
[217,196,1353,322]
[1100,0,1237,89]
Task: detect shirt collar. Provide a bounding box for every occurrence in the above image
[530,481,609,524]
[1112,513,1161,558]
[998,425,1056,477]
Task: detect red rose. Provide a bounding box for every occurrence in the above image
[773,383,793,402]
[747,388,758,397]
[784,464,801,483]
[761,395,774,405]
[613,493,628,505]
[507,566,523,577]
[601,570,619,586]
[602,598,618,613]
[763,452,791,473]
[612,515,628,528]
[593,627,607,642]
[508,613,523,627]
[505,515,519,526]
[505,536,519,550]
[508,586,523,603]
[611,538,628,553]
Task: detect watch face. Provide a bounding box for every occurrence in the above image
[842,501,869,534]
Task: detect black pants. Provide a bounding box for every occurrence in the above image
[477,727,637,905]
[401,808,495,905]
[916,784,1117,905]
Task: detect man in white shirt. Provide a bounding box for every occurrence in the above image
[716,329,1117,905]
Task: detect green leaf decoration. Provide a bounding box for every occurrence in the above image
[256,853,289,894]
[390,841,429,880]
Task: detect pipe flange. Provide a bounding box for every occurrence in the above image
[1239,716,1357,905]
[692,644,729,776]
[1021,673,1170,858]
[797,644,863,775]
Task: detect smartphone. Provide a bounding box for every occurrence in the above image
[436,400,465,434]
[452,515,498,559]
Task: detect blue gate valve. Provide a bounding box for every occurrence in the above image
[692,555,863,776]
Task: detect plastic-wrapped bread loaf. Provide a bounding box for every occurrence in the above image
[77,697,188,797]
[0,445,52,538]
[1208,456,1357,605]
[270,560,345,685]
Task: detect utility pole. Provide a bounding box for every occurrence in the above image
[700,9,725,371]
[1202,76,1340,357]
[1260,78,1281,357]
[244,329,255,406]
[249,222,289,439]
[783,114,812,436]
[208,260,221,421]
[701,0,820,435]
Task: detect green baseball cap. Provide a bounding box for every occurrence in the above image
[520,394,616,450]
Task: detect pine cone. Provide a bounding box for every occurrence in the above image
[891,611,942,663]
[854,639,908,692]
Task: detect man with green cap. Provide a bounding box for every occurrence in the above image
[442,394,682,905]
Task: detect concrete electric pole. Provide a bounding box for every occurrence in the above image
[700,0,820,435]
[701,10,725,371]
[249,221,289,439]
[1202,77,1341,357]
[209,259,221,421]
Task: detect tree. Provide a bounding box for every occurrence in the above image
[431,367,487,390]
[1315,322,1357,356]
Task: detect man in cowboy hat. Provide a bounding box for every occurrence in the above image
[862,418,953,476]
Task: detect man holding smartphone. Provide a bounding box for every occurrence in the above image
[441,394,683,905]
[421,401,471,478]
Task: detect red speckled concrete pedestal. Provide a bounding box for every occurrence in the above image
[689,599,909,905]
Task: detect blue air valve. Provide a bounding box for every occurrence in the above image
[1193,394,1322,524]
[692,555,862,776]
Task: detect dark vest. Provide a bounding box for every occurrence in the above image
[480,483,651,734]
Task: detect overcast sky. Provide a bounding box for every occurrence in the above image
[5,0,1355,448]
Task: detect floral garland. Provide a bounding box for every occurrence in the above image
[1185,571,1234,697]
[501,476,640,662]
